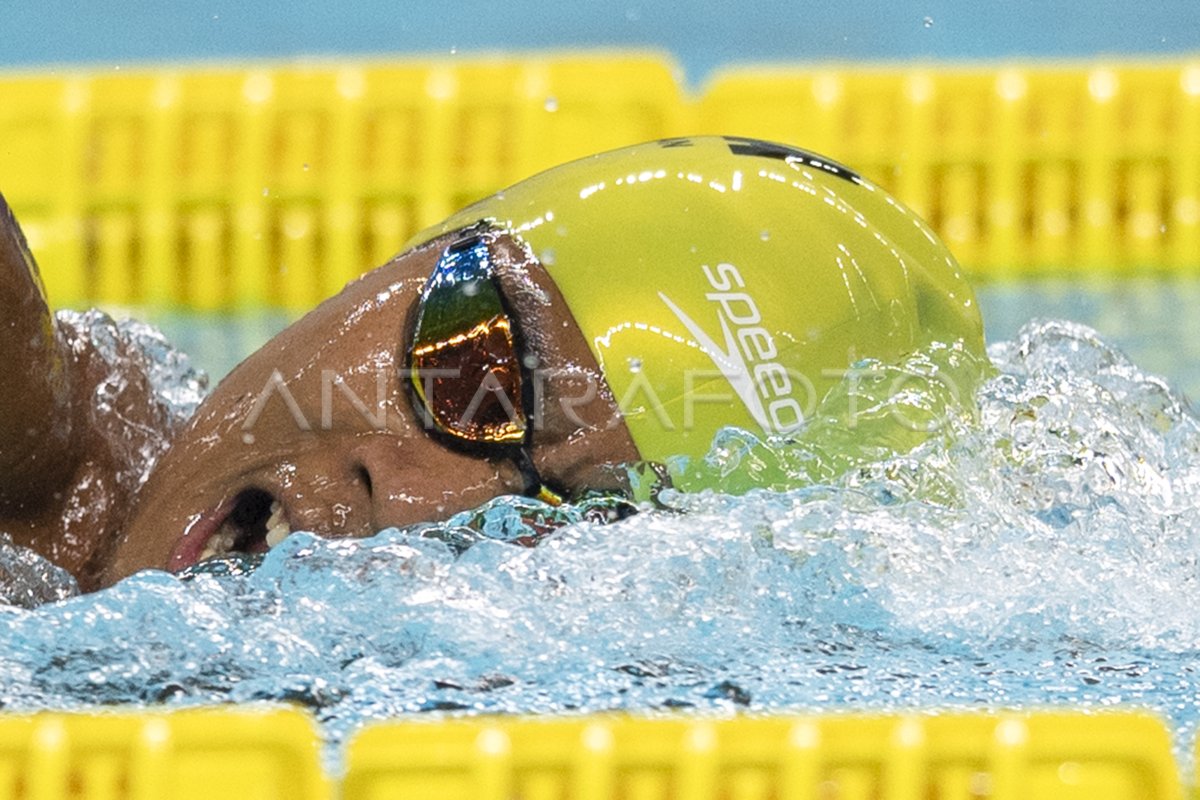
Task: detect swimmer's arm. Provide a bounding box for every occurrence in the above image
[0,194,76,508]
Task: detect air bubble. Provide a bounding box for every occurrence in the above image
[922,15,934,27]
[544,96,558,112]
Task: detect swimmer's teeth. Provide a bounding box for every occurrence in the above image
[197,497,290,562]
[265,501,290,549]
[198,524,238,562]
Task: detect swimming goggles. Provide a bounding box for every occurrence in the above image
[405,229,563,505]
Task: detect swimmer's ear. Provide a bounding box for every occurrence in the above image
[0,194,76,508]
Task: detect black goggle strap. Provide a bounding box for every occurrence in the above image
[514,446,563,506]
[408,232,563,506]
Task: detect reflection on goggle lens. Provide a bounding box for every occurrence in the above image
[407,231,562,505]
[408,233,526,445]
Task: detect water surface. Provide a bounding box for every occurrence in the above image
[3,281,1199,774]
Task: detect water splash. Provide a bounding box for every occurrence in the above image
[56,309,209,486]
[0,312,207,606]
[3,318,1200,769]
[57,311,208,427]
[0,534,78,608]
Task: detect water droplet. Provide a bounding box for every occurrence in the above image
[540,248,556,266]
[211,13,219,20]
[261,187,269,197]
[544,96,558,112]
[242,432,256,445]
[449,46,458,55]
[760,230,771,241]
[922,15,934,27]
[628,357,643,373]
[462,280,480,297]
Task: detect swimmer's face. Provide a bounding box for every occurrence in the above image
[101,229,638,585]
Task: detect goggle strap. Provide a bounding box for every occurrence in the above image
[513,446,563,506]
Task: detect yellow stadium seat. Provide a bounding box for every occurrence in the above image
[341,711,1183,800]
[2,55,1198,305]
[0,706,329,800]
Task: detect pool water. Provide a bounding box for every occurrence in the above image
[980,278,1200,402]
[4,278,1200,773]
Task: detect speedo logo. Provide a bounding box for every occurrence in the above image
[659,262,805,434]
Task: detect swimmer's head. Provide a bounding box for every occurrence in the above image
[412,136,985,461]
[100,136,984,585]
[101,228,639,582]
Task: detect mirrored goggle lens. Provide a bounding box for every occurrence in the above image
[408,235,527,446]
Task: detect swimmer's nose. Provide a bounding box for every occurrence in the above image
[349,438,450,531]
[349,436,519,531]
[349,443,385,529]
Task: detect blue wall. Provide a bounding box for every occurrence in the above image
[3,0,1198,83]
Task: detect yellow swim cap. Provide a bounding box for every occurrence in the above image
[409,136,984,463]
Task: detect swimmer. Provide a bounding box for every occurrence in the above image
[0,136,984,592]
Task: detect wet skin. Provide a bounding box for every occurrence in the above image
[0,197,638,591]
[0,198,171,588]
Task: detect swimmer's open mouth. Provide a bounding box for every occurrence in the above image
[170,488,293,570]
